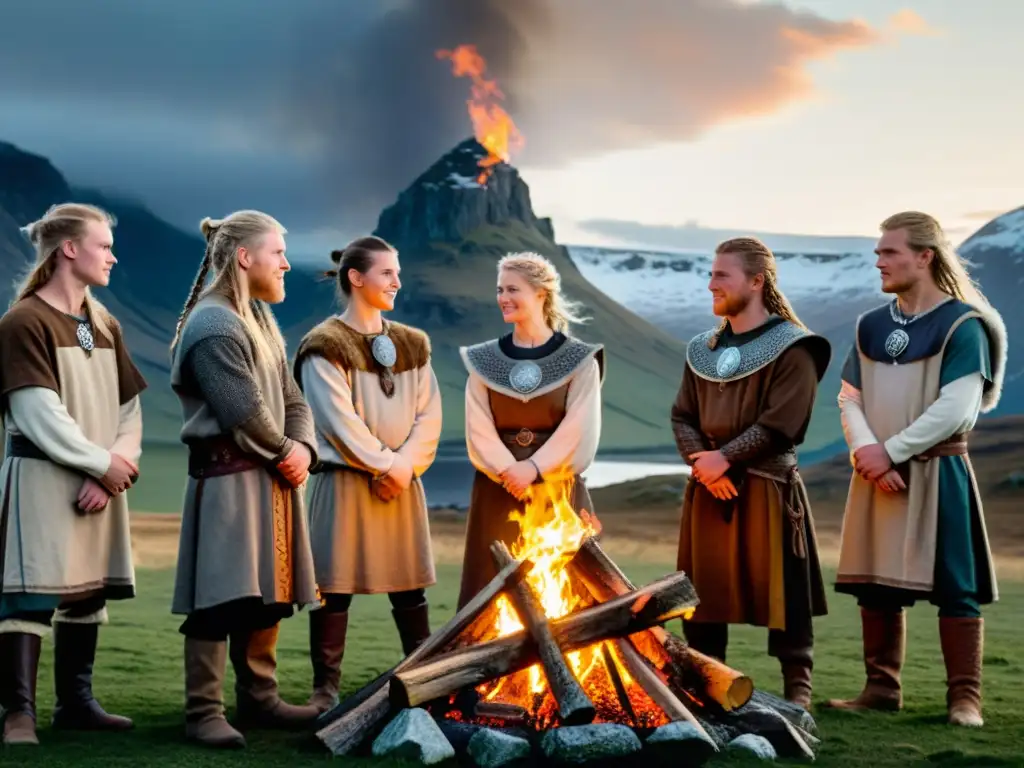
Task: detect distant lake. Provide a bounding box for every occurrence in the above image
[417,456,690,508]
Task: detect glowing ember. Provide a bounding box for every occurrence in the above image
[466,480,671,729]
[436,43,525,184]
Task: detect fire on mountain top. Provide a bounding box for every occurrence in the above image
[436,43,525,184]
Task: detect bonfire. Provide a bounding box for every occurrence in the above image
[313,479,820,765]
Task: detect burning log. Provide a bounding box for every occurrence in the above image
[489,540,597,726]
[612,638,715,748]
[315,557,531,755]
[569,536,753,711]
[600,644,638,726]
[390,570,699,710]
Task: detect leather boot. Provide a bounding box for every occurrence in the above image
[939,617,984,727]
[51,622,133,731]
[781,657,814,710]
[824,608,904,711]
[229,624,320,730]
[183,637,246,749]
[0,632,41,746]
[307,609,348,713]
[392,601,430,656]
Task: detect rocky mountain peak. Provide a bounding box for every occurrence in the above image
[374,137,554,246]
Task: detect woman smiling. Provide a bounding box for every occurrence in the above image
[456,252,605,609]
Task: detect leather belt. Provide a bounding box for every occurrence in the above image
[500,428,551,449]
[913,432,968,461]
[5,434,50,462]
[187,436,265,479]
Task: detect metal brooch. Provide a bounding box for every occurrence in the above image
[715,347,741,378]
[76,322,95,352]
[885,329,910,359]
[371,334,397,368]
[509,360,543,394]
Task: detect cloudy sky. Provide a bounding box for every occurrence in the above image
[1,0,1020,259]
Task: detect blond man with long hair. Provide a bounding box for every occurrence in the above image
[457,252,604,609]
[671,237,831,710]
[168,210,321,749]
[826,212,1007,728]
[0,203,147,746]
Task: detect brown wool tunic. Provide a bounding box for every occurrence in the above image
[0,295,147,606]
[673,317,830,631]
[457,333,605,610]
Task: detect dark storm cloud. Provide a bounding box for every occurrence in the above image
[0,0,911,246]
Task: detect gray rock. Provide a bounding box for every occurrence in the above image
[645,721,719,766]
[541,723,643,765]
[371,708,456,765]
[728,733,777,760]
[468,728,532,768]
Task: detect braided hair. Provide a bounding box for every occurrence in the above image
[707,237,805,350]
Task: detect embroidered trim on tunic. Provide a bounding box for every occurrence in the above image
[687,321,825,383]
[460,337,605,401]
[271,479,293,604]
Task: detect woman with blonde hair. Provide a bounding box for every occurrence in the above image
[0,202,146,746]
[168,210,321,749]
[293,235,442,713]
[457,251,604,609]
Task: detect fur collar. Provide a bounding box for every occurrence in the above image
[293,317,430,381]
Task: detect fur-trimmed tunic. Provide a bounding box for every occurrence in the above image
[169,295,320,616]
[672,316,831,631]
[835,298,1006,607]
[293,317,442,595]
[457,332,605,610]
[0,294,147,618]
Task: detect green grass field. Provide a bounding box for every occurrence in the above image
[2,562,1021,767]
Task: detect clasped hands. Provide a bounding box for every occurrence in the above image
[852,442,906,493]
[688,450,738,501]
[500,460,539,501]
[78,451,140,514]
[277,442,313,488]
[372,453,414,502]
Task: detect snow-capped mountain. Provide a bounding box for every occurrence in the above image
[567,244,885,342]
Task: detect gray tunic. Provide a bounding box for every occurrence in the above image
[169,295,320,615]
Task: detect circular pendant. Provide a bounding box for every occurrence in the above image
[885,329,910,359]
[371,334,397,368]
[76,322,95,352]
[715,347,742,378]
[509,361,543,394]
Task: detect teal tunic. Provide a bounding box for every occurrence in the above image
[837,314,993,615]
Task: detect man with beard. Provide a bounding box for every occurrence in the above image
[825,211,1006,728]
[670,236,831,710]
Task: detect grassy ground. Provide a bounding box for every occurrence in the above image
[2,561,1022,768]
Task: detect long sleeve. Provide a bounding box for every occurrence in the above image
[670,365,707,464]
[300,355,397,476]
[465,372,516,483]
[187,335,291,463]
[837,381,878,454]
[397,363,443,477]
[530,359,602,478]
[280,359,319,465]
[884,373,984,464]
[7,388,111,478]
[109,395,143,465]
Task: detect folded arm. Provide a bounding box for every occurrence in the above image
[397,363,444,477]
[110,395,143,466]
[187,335,291,463]
[7,388,111,478]
[529,359,602,478]
[884,373,984,464]
[464,372,517,483]
[300,355,396,476]
[837,381,878,455]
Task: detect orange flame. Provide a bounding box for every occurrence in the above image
[436,44,525,183]
[467,480,669,728]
